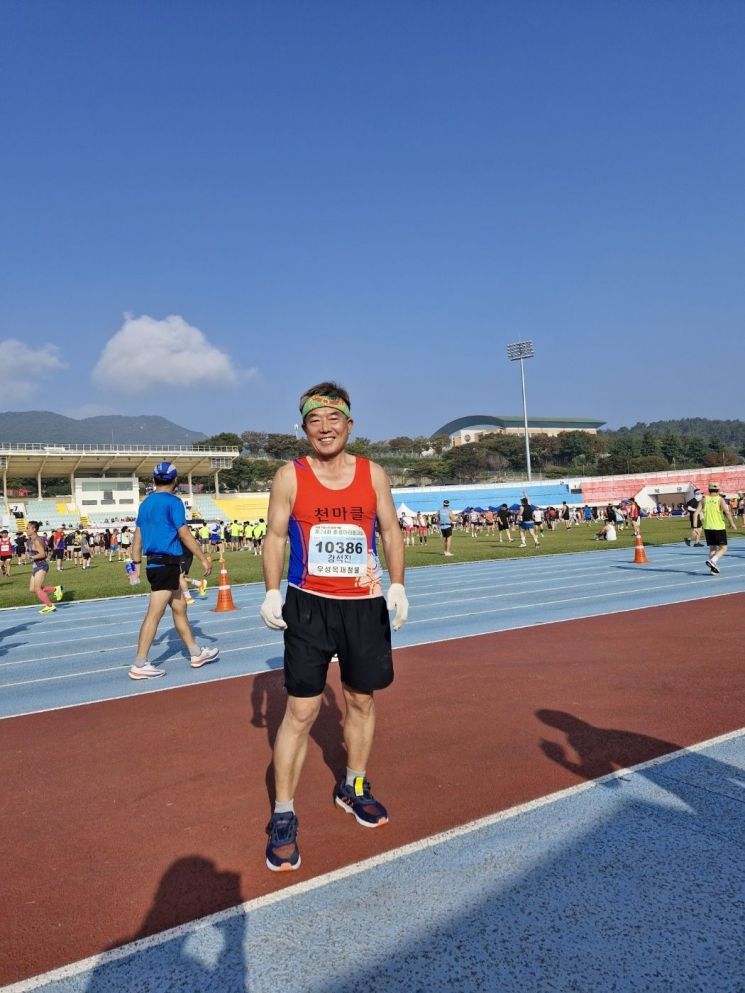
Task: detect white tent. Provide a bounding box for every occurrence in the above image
[634,482,694,513]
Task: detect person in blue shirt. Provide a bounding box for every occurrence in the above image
[128,461,218,680]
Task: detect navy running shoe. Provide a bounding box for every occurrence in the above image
[334,777,389,827]
[265,813,301,872]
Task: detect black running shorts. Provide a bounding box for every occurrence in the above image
[703,529,727,548]
[146,564,181,592]
[282,586,394,697]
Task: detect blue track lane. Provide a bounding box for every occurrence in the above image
[2,542,745,719]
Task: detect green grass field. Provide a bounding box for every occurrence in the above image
[0,517,706,611]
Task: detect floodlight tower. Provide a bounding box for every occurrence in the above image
[506,340,534,482]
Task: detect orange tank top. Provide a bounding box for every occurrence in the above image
[287,456,383,598]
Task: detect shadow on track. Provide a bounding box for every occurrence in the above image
[250,668,346,810]
[84,856,246,992]
[310,712,745,992]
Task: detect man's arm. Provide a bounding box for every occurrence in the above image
[371,462,408,628]
[722,497,738,529]
[370,462,404,585]
[263,462,295,591]
[258,463,295,630]
[129,527,143,579]
[178,524,213,576]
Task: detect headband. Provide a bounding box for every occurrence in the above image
[300,395,351,420]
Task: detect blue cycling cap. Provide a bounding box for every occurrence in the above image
[153,460,178,481]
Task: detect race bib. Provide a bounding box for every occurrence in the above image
[308,524,368,577]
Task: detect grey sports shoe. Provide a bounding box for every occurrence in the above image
[190,646,219,669]
[128,662,166,680]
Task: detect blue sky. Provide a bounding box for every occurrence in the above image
[2,1,743,441]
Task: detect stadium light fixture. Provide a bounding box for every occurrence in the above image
[506,340,534,482]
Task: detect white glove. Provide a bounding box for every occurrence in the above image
[260,589,286,630]
[386,583,409,631]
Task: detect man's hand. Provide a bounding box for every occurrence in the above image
[386,583,409,630]
[200,555,213,577]
[260,589,287,630]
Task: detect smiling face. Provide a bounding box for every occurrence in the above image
[303,406,353,459]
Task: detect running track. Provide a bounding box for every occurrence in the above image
[2,542,745,991]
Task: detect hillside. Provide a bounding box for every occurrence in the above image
[0,411,206,446]
[604,418,745,448]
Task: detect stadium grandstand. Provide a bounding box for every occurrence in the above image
[390,465,745,517]
[0,442,239,532]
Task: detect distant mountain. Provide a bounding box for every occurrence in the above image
[0,411,206,446]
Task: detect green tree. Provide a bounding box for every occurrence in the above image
[429,434,452,455]
[639,431,659,457]
[347,437,372,457]
[658,431,682,465]
[387,436,415,452]
[608,434,641,459]
[556,431,596,464]
[264,433,308,460]
[240,431,268,455]
[684,437,708,465]
[196,432,242,449]
[444,445,487,482]
[219,456,258,491]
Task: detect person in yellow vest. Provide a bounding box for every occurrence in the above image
[198,523,210,553]
[243,520,253,549]
[701,481,737,575]
[253,518,267,556]
[230,520,243,551]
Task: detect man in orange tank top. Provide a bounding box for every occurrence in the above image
[259,381,409,872]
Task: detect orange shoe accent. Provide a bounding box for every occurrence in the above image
[211,558,239,612]
[632,534,649,564]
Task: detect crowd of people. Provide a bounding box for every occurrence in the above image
[396,498,649,550]
[0,517,268,579]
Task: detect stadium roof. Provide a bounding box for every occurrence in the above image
[432,415,605,436]
[0,443,239,480]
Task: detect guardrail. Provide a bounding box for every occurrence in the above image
[0,443,240,454]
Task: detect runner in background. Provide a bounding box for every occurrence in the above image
[0,529,14,577]
[701,481,737,575]
[26,521,63,614]
[128,462,217,680]
[684,489,704,547]
[439,499,455,556]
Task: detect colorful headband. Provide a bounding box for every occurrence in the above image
[300,395,351,419]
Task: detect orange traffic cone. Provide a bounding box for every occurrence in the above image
[632,533,649,564]
[211,558,239,612]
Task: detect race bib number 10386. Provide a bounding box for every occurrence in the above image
[308,524,368,577]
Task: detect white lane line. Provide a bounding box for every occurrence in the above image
[5,725,744,993]
[0,628,282,668]
[0,644,282,686]
[403,577,743,625]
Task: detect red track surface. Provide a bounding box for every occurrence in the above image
[3,594,744,986]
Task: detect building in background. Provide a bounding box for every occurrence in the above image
[432,415,605,448]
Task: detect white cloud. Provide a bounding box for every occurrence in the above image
[92,314,255,393]
[0,339,67,406]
